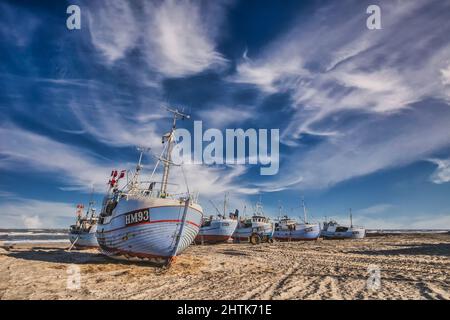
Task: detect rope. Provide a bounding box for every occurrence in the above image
[68,236,79,252]
[172,134,191,197]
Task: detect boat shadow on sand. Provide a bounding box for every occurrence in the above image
[350,243,450,257]
[4,247,155,267]
[4,247,108,264]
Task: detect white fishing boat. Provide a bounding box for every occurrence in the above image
[69,201,99,249]
[96,108,203,265]
[273,199,321,241]
[232,200,274,244]
[195,194,238,244]
[321,209,365,239]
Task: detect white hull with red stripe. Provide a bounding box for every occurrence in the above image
[69,224,99,249]
[97,197,203,265]
[195,218,238,244]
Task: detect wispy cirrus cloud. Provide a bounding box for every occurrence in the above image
[67,96,163,149]
[230,50,305,93]
[232,0,450,140]
[198,104,253,127]
[274,101,450,189]
[229,0,450,190]
[427,158,450,184]
[86,0,139,63]
[441,63,450,86]
[87,0,229,78]
[0,125,119,191]
[143,0,229,77]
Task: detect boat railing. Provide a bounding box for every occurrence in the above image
[122,179,199,202]
[118,186,200,204]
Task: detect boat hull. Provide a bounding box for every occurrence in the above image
[321,227,366,239]
[274,224,321,241]
[232,222,273,242]
[96,197,203,265]
[69,225,99,249]
[195,219,238,244]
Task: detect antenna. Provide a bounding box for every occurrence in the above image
[136,146,151,167]
[163,106,191,123]
[136,146,150,176]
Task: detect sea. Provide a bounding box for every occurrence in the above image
[0,229,70,245]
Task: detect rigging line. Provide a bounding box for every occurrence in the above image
[181,164,190,196]
[173,136,190,196]
[149,141,168,181]
[209,199,222,216]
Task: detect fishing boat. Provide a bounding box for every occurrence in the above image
[69,200,99,249]
[96,108,203,265]
[195,194,238,244]
[321,209,365,239]
[232,200,274,244]
[273,199,321,241]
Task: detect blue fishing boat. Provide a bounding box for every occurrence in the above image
[273,199,320,241]
[96,108,203,265]
[195,215,238,244]
[195,194,238,244]
[69,201,99,249]
[232,200,274,244]
[321,209,366,239]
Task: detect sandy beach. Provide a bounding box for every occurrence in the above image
[0,233,449,300]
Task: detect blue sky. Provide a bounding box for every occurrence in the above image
[1,0,450,229]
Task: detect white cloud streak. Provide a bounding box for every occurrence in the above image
[86,1,139,63]
[428,158,450,184]
[0,126,120,191]
[229,0,450,189]
[198,105,253,128]
[87,0,229,78]
[0,199,75,228]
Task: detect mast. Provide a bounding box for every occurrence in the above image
[160,107,190,197]
[302,197,307,223]
[130,147,149,193]
[350,208,353,228]
[86,187,95,218]
[255,195,263,215]
[278,201,282,220]
[223,193,228,216]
